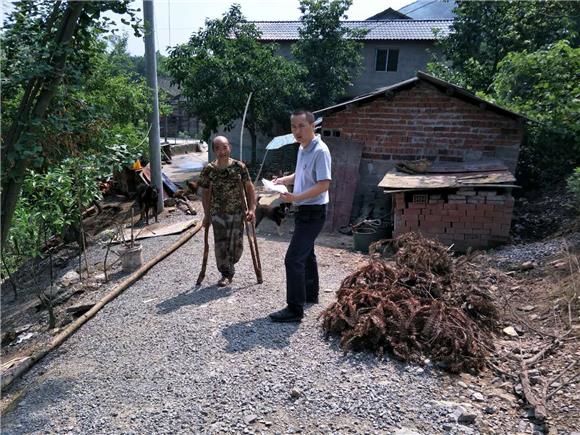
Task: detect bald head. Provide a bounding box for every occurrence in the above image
[212,135,232,161]
[212,136,230,148]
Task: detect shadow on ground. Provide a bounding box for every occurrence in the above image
[155,285,233,315]
[222,316,299,353]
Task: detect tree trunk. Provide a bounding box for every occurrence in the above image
[0,0,85,246]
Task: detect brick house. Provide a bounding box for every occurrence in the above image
[315,71,526,249]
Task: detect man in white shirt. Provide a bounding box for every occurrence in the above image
[270,110,332,323]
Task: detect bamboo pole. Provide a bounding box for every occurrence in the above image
[1,221,202,393]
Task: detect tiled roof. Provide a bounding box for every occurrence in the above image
[250,20,452,41]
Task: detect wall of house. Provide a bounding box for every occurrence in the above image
[350,40,436,96]
[393,188,514,251]
[274,40,437,99]
[321,80,523,220]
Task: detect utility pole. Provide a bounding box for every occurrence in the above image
[143,0,164,213]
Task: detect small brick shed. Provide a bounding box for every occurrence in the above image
[315,71,526,248]
[380,163,517,251]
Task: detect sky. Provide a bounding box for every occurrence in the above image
[115,0,412,56]
[1,0,411,55]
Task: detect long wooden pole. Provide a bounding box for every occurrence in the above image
[196,184,211,286]
[1,221,202,393]
[237,177,262,283]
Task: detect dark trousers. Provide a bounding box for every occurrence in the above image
[285,205,326,311]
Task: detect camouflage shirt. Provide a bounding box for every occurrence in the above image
[198,159,250,215]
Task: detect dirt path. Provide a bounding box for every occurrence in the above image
[1,219,528,434]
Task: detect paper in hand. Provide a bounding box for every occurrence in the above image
[262,178,288,194]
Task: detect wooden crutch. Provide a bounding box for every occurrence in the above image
[196,183,212,286]
[238,176,263,284]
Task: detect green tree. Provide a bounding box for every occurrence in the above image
[292,0,367,108]
[167,5,307,164]
[1,0,141,245]
[492,41,580,135]
[429,0,580,92]
[489,40,580,183]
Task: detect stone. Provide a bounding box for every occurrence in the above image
[520,305,535,312]
[519,261,535,271]
[457,381,468,388]
[290,388,301,399]
[472,392,485,402]
[243,414,257,425]
[503,326,519,337]
[394,428,422,435]
[484,406,496,414]
[59,270,80,287]
[457,411,477,424]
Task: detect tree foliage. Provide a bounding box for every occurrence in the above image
[429,0,580,92]
[491,41,580,137]
[292,0,367,108]
[1,1,155,272]
[1,0,143,244]
[167,4,307,164]
[489,41,580,184]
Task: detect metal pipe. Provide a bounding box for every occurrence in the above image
[239,92,253,162]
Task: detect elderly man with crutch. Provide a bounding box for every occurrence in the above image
[197,136,261,287]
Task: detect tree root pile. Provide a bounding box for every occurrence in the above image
[320,232,500,373]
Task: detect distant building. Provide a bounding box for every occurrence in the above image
[158,77,201,139]
[252,19,452,97]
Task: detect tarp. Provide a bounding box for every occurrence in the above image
[265,133,296,151]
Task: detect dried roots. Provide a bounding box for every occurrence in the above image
[321,232,499,373]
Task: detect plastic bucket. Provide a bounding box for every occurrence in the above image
[121,244,143,273]
[353,227,377,254]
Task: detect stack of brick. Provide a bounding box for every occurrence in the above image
[393,188,514,251]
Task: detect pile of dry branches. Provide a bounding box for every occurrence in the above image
[320,233,499,373]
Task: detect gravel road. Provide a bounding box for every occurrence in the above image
[1,218,527,434]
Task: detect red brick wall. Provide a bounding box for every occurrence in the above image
[321,81,523,172]
[393,189,514,251]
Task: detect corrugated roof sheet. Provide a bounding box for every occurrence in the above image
[251,20,452,41]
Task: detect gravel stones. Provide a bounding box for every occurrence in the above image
[1,218,526,434]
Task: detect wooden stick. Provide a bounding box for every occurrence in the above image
[196,183,211,286]
[238,176,262,283]
[196,225,210,286]
[1,221,202,393]
[519,363,548,421]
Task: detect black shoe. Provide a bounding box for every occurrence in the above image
[269,307,303,323]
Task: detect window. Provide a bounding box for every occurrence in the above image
[375,48,399,72]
